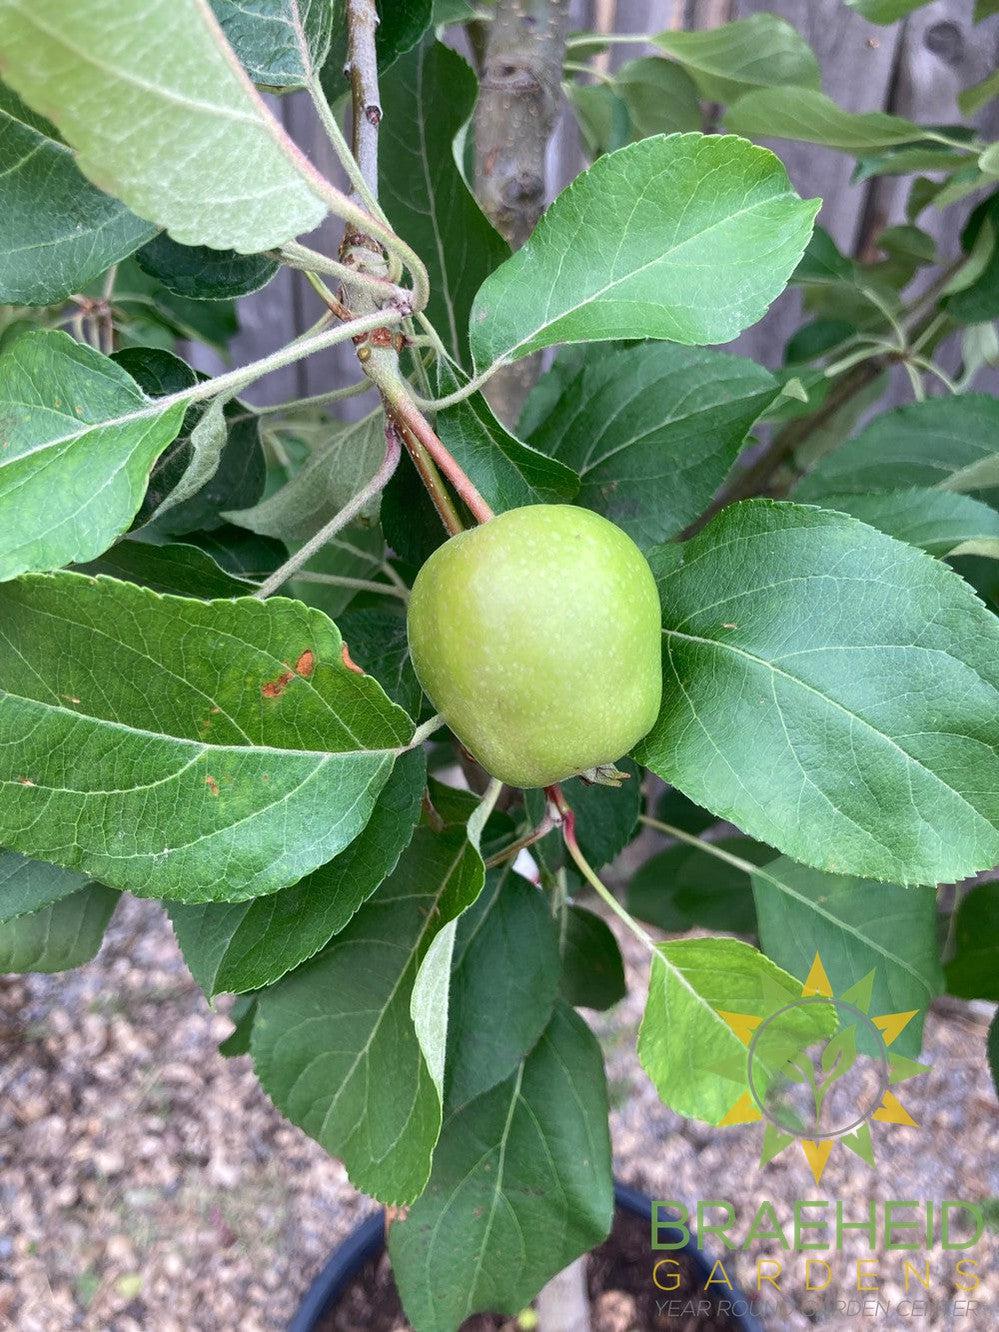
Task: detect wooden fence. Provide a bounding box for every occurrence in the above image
[217,0,999,409]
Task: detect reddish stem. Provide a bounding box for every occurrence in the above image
[387,391,495,526]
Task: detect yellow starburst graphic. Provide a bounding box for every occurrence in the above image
[715,952,930,1185]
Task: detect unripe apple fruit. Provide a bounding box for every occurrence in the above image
[407,505,662,788]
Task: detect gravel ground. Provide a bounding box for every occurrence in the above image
[1,894,995,1332]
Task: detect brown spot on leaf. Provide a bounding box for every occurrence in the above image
[722,623,738,630]
[341,643,364,676]
[204,775,220,797]
[295,649,315,678]
[18,776,35,786]
[261,669,294,698]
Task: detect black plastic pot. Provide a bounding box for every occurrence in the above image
[289,1181,765,1332]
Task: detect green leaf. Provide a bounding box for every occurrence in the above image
[324,0,432,91]
[0,83,156,305]
[634,500,999,886]
[988,1011,999,1098]
[795,395,999,498]
[433,365,580,514]
[559,904,626,1011]
[289,524,387,619]
[628,837,769,936]
[168,747,426,994]
[77,538,252,598]
[0,573,413,903]
[654,14,820,102]
[524,758,642,872]
[846,0,930,22]
[528,342,779,548]
[816,489,999,559]
[852,136,979,183]
[136,233,278,299]
[379,40,509,364]
[944,196,999,326]
[976,0,999,19]
[209,0,331,89]
[110,258,240,352]
[725,88,925,151]
[638,936,821,1123]
[945,883,999,1001]
[469,133,819,371]
[655,786,717,836]
[0,881,119,972]
[751,857,943,1056]
[614,57,700,137]
[188,525,286,580]
[218,994,256,1056]
[251,825,484,1203]
[0,850,94,922]
[0,329,186,580]
[959,69,999,117]
[445,865,559,1108]
[389,1003,613,1332]
[567,82,632,160]
[0,0,329,251]
[227,409,385,543]
[338,607,422,717]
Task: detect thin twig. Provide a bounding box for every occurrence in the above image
[253,422,402,599]
[293,570,408,600]
[252,379,372,416]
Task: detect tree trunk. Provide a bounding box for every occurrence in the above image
[474,0,570,426]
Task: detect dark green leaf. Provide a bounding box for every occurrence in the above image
[76,537,253,597]
[0,850,93,923]
[567,83,632,159]
[0,573,413,903]
[655,786,717,837]
[0,83,155,305]
[559,904,626,1010]
[445,865,560,1109]
[218,994,256,1056]
[794,396,999,499]
[136,233,278,299]
[525,759,642,871]
[528,342,779,548]
[379,40,509,364]
[944,195,999,326]
[470,133,819,370]
[654,15,820,101]
[251,825,485,1203]
[169,747,426,994]
[628,837,769,935]
[338,607,422,716]
[289,523,387,619]
[210,0,332,88]
[852,135,977,183]
[324,0,432,93]
[389,1003,613,1332]
[0,329,186,579]
[752,857,943,1056]
[0,881,119,973]
[634,501,999,886]
[816,489,999,559]
[945,883,999,1000]
[187,525,286,579]
[847,0,931,21]
[615,58,700,138]
[988,1010,999,1097]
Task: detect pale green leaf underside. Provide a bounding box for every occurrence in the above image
[469,133,819,370]
[795,395,999,499]
[0,880,119,972]
[389,1004,613,1332]
[818,489,999,560]
[0,0,329,251]
[635,501,999,885]
[0,573,412,903]
[251,826,485,1205]
[725,88,925,151]
[752,856,942,1057]
[638,935,824,1123]
[654,14,821,103]
[0,83,156,305]
[0,330,186,581]
[528,342,779,548]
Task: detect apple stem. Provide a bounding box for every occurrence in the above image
[548,785,658,955]
[384,379,496,526]
[483,810,559,869]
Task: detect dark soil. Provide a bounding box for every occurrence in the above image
[320,1203,739,1331]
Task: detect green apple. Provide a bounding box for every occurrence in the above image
[407,505,662,788]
